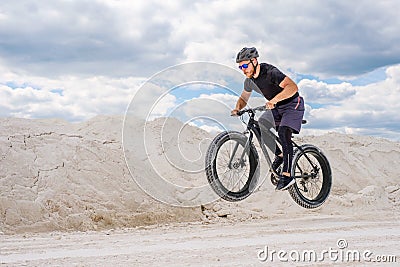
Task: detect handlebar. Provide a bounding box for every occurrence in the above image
[236,105,267,116]
[235,106,307,124]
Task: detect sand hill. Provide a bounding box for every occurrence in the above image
[0,116,399,234]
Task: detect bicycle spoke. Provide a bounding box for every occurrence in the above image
[213,139,252,192]
[221,166,248,191]
[293,151,325,200]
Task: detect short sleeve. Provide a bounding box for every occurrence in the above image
[269,66,286,86]
[244,78,260,93]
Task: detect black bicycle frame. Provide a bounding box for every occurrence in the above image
[230,109,318,179]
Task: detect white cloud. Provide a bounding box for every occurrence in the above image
[164,93,267,134]
[0,65,144,121]
[299,80,356,104]
[147,93,177,121]
[304,64,400,139]
[1,1,399,77]
[0,0,400,140]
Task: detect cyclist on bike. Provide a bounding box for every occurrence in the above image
[231,47,305,191]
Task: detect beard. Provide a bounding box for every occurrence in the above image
[245,69,254,78]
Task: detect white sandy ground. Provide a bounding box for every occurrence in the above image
[0,215,399,266]
[0,116,399,266]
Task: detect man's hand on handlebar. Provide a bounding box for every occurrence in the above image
[266,100,277,110]
[231,109,239,116]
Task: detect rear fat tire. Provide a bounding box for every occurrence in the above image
[288,144,332,209]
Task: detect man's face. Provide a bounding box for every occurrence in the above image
[238,60,254,78]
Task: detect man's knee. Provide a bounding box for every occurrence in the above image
[278,126,293,141]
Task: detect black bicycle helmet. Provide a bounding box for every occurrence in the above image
[236,47,259,63]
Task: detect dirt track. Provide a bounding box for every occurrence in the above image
[1,213,399,266]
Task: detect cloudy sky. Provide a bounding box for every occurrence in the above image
[1,0,400,140]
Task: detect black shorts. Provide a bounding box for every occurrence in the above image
[273,96,305,134]
[260,96,305,134]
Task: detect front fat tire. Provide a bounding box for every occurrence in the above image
[205,131,260,202]
[288,144,332,209]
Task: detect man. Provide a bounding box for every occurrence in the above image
[231,47,305,191]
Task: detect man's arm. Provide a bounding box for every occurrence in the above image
[267,76,298,108]
[231,90,251,116]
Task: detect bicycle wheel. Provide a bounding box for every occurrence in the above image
[205,131,260,202]
[288,144,332,209]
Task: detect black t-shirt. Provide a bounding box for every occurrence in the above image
[244,63,286,100]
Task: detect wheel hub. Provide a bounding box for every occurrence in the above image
[232,161,240,169]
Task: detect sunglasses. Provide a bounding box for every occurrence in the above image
[238,62,251,70]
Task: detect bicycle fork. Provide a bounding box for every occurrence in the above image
[227,132,253,169]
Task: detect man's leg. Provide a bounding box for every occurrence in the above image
[259,110,286,173]
[272,126,283,172]
[275,126,295,190]
[278,126,293,176]
[275,97,304,190]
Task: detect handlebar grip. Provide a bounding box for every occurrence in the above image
[254,106,267,112]
[236,110,245,116]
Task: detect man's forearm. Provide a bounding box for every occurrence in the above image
[234,97,247,111]
[271,84,298,104]
[270,76,298,105]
